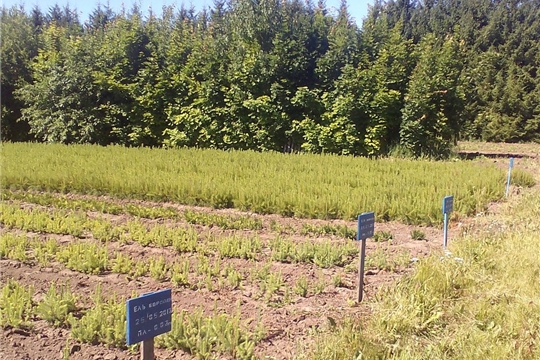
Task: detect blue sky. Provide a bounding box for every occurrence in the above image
[1,0,373,26]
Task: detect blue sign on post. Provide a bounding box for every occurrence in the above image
[443,196,454,215]
[356,212,375,303]
[126,289,172,346]
[357,212,375,241]
[442,196,454,249]
[506,157,514,197]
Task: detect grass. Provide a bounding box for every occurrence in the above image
[410,229,426,240]
[3,141,539,359]
[302,158,540,359]
[3,143,535,225]
[457,141,540,155]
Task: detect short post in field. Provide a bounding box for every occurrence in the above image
[442,196,454,249]
[126,289,173,360]
[356,212,375,303]
[141,338,154,360]
[506,157,514,197]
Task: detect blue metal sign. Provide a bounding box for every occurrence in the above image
[442,196,454,214]
[126,289,172,345]
[442,196,454,249]
[506,157,514,197]
[357,212,375,241]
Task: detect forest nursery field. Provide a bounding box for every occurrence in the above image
[1,180,445,359]
[1,142,538,359]
[1,143,535,225]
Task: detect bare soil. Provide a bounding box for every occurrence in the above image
[0,189,457,360]
[3,143,539,359]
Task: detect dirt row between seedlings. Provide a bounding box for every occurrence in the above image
[1,194,460,360]
[0,247,365,360]
[3,190,451,248]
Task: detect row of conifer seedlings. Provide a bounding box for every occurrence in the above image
[0,280,264,359]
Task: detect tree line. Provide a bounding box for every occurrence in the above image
[1,0,539,158]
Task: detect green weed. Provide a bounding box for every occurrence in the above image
[410,229,426,240]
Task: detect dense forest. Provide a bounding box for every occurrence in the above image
[1,0,539,158]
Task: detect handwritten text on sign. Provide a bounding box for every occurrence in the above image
[126,289,172,345]
[357,212,375,241]
[443,196,454,214]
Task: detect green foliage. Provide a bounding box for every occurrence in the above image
[33,238,60,265]
[0,201,202,253]
[269,236,357,268]
[258,271,285,302]
[2,0,540,152]
[157,308,263,359]
[148,256,170,281]
[511,168,536,188]
[56,242,109,274]
[332,273,347,288]
[0,6,38,142]
[184,210,263,230]
[2,190,181,219]
[0,203,86,236]
[171,260,191,287]
[0,233,30,261]
[215,235,262,260]
[399,34,465,159]
[307,182,540,359]
[69,286,126,347]
[224,265,243,290]
[373,230,394,242]
[16,23,105,144]
[0,280,34,328]
[2,143,519,225]
[123,221,195,248]
[35,282,77,326]
[111,252,136,275]
[410,229,427,241]
[366,247,411,272]
[293,276,309,297]
[301,223,356,239]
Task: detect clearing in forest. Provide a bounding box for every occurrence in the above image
[0,142,536,359]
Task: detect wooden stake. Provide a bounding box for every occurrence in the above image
[358,238,366,303]
[141,338,154,360]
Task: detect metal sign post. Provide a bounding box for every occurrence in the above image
[127,289,173,360]
[356,212,374,303]
[506,157,514,197]
[442,196,454,249]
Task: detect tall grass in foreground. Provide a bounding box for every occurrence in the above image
[303,178,540,359]
[1,143,534,224]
